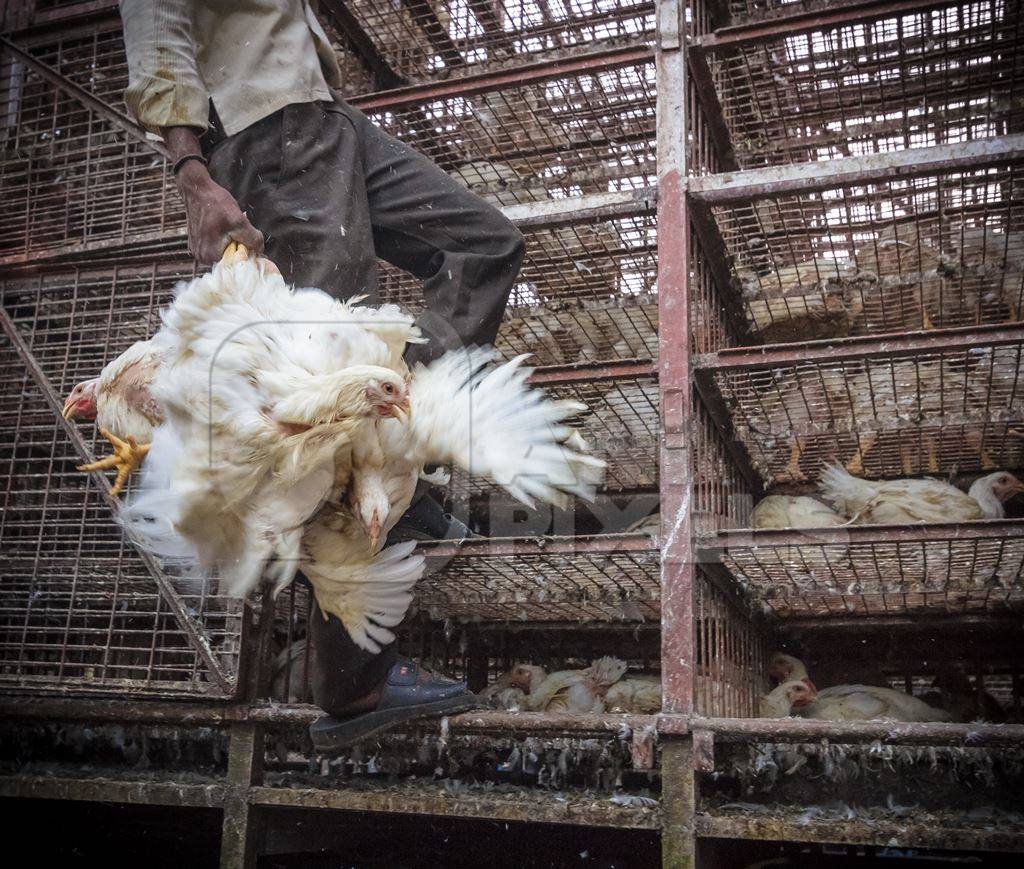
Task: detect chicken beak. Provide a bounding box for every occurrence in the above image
[61,397,77,420]
[367,514,381,551]
[389,397,411,420]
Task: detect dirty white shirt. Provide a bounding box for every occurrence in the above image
[119,0,343,136]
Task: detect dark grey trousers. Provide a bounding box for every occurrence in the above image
[203,96,525,712]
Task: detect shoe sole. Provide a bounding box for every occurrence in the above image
[310,696,484,752]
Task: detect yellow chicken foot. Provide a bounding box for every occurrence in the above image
[220,240,280,277]
[77,428,150,496]
[220,241,250,264]
[844,431,878,477]
[782,440,806,482]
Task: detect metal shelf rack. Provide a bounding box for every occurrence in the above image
[2,0,1024,866]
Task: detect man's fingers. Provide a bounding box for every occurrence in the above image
[233,222,265,254]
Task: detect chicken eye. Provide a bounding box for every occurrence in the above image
[383,383,394,395]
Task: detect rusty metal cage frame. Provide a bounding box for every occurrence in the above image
[1,0,1024,866]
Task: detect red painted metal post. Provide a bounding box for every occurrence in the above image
[657,1,697,865]
[657,0,695,719]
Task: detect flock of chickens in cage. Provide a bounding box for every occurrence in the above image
[750,467,1024,529]
[737,222,1024,343]
[729,220,1024,483]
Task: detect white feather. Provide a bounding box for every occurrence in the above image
[403,348,605,507]
[306,540,425,653]
[123,257,416,596]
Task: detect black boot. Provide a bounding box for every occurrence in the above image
[310,657,486,750]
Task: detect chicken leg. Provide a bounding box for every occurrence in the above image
[221,240,281,277]
[844,431,878,477]
[78,428,150,496]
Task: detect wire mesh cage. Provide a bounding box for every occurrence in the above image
[0,27,182,262]
[697,329,1024,485]
[414,535,660,622]
[700,159,1024,346]
[702,521,1024,618]
[694,569,771,717]
[692,395,757,533]
[337,0,654,83]
[0,266,244,697]
[698,0,1022,170]
[356,50,656,204]
[723,0,836,25]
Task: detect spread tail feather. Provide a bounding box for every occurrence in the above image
[310,541,425,654]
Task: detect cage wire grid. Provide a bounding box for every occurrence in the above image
[708,161,1024,344]
[702,334,1024,484]
[337,0,655,83]
[707,522,1024,618]
[694,572,771,718]
[360,57,657,205]
[415,536,660,622]
[0,262,245,696]
[704,0,1023,170]
[0,33,182,261]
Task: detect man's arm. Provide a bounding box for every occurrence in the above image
[119,1,263,263]
[164,126,265,264]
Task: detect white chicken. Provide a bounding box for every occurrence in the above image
[768,653,953,722]
[802,684,953,723]
[300,348,605,651]
[124,245,416,596]
[62,338,165,495]
[750,495,845,530]
[481,662,550,711]
[338,346,605,555]
[525,657,628,713]
[482,663,548,699]
[122,245,605,653]
[819,466,1024,524]
[604,676,662,713]
[759,680,818,718]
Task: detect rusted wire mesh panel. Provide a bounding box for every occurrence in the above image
[706,0,1022,169]
[340,0,654,82]
[0,264,191,386]
[724,0,835,24]
[695,570,771,717]
[699,332,1024,485]
[496,296,657,368]
[708,161,1024,344]
[414,536,660,622]
[704,522,1024,617]
[0,29,182,262]
[361,58,656,205]
[0,267,242,696]
[693,397,756,532]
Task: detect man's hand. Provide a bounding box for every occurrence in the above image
[164,126,264,264]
